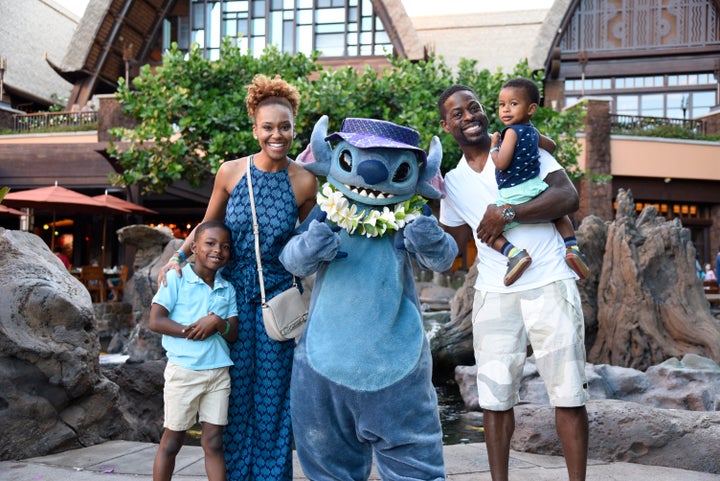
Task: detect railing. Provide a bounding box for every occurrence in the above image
[12,111,98,133]
[610,114,706,136]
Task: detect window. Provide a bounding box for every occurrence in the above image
[692,91,716,118]
[564,73,718,119]
[180,0,392,59]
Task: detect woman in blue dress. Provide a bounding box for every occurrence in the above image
[159,74,317,480]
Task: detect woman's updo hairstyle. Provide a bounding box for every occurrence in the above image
[245,74,300,119]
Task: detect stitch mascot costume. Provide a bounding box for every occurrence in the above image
[280,116,457,481]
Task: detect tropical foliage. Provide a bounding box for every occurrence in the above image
[109,40,585,193]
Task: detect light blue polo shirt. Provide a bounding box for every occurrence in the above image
[152,264,238,370]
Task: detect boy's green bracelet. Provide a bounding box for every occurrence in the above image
[221,320,231,336]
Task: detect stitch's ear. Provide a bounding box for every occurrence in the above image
[304,115,333,177]
[416,136,443,199]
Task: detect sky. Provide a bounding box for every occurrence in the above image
[55,0,555,18]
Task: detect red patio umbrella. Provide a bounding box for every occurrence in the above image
[0,204,28,216]
[92,192,158,215]
[3,182,129,251]
[93,192,158,266]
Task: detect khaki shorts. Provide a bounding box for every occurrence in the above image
[472,279,588,411]
[163,362,231,431]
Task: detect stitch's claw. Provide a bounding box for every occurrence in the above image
[315,211,342,233]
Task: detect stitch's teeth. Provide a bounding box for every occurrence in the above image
[346,184,395,199]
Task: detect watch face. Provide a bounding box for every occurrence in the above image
[503,206,515,222]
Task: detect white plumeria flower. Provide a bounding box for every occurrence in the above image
[379,207,399,229]
[403,211,422,224]
[363,209,381,226]
[316,182,426,238]
[336,204,359,232]
[319,190,348,218]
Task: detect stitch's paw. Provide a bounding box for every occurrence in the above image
[303,214,347,261]
[403,215,443,254]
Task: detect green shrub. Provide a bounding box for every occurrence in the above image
[109,40,585,193]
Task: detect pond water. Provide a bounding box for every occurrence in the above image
[436,383,485,445]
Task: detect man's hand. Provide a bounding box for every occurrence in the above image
[476,204,505,245]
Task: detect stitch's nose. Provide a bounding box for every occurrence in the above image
[357,159,388,185]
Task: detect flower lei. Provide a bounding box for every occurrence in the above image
[316,182,427,238]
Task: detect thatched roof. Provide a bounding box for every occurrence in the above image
[0,0,79,106]
[51,0,174,97]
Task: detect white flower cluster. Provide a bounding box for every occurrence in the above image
[316,182,426,238]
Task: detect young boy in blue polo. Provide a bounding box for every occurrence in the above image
[149,220,238,481]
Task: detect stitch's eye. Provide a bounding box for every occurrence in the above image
[339,150,353,172]
[392,162,411,183]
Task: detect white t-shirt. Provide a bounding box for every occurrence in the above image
[440,149,576,293]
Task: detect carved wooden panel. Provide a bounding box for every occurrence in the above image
[560,0,720,53]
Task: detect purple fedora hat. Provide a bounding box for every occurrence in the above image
[325,118,427,164]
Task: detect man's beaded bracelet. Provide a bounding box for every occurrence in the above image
[490,146,500,153]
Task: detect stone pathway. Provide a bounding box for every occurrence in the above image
[2,440,719,481]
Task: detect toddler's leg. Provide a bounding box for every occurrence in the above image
[495,235,532,286]
[554,216,590,280]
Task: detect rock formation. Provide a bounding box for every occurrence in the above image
[115,224,182,362]
[574,214,607,350]
[100,358,166,442]
[456,354,720,412]
[513,400,720,474]
[429,265,477,380]
[116,224,176,273]
[590,189,720,369]
[455,354,720,473]
[0,228,128,460]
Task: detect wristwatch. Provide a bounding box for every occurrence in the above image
[502,204,516,224]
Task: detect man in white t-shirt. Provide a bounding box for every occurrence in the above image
[437,85,589,481]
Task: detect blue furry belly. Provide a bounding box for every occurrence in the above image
[305,235,424,391]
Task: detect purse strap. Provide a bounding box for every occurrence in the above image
[246,155,269,304]
[246,156,296,305]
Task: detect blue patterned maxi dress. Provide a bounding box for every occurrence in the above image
[223,159,298,481]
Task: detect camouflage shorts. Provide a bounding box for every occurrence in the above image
[472,279,588,411]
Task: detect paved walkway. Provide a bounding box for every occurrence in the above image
[1,440,718,481]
